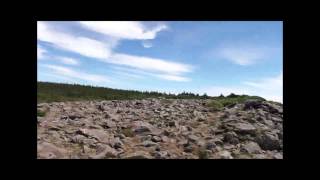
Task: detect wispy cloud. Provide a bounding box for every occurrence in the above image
[38,21,192,82]
[57,57,80,65]
[243,73,283,102]
[37,45,47,60]
[217,45,271,66]
[79,21,167,40]
[38,22,113,59]
[108,53,192,75]
[142,41,153,48]
[155,74,191,82]
[42,64,110,83]
[110,66,191,82]
[112,71,144,79]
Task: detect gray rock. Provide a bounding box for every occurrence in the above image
[132,121,162,136]
[184,145,194,153]
[102,120,117,129]
[273,153,283,159]
[89,145,118,159]
[205,141,216,150]
[187,134,200,143]
[243,100,263,110]
[38,142,68,159]
[154,151,168,159]
[223,132,239,144]
[241,142,261,154]
[71,134,86,144]
[151,136,162,142]
[256,133,281,150]
[217,150,233,159]
[143,140,158,147]
[123,151,152,159]
[232,122,256,135]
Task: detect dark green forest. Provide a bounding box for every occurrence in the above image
[37,81,265,104]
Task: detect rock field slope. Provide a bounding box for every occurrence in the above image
[37,98,283,159]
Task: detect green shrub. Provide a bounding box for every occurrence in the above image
[207,100,224,111]
[210,94,266,108]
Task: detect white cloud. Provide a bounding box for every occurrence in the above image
[79,21,167,40]
[42,64,110,83]
[155,74,191,82]
[58,57,79,65]
[113,71,144,79]
[37,22,112,59]
[110,66,191,82]
[37,45,46,60]
[243,73,283,102]
[218,45,269,66]
[38,21,192,82]
[142,41,153,48]
[108,53,192,75]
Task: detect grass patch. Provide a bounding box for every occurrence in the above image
[207,100,224,111]
[197,148,209,159]
[122,128,134,137]
[37,110,46,117]
[209,94,266,109]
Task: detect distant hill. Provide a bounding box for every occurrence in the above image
[37,81,265,103]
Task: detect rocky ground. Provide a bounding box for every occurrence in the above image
[37,98,283,159]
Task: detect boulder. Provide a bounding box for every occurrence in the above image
[223,132,239,144]
[123,151,153,159]
[243,100,263,110]
[132,121,162,136]
[89,145,118,159]
[38,142,68,159]
[217,151,233,159]
[151,136,162,142]
[256,133,281,150]
[231,122,256,135]
[187,134,200,143]
[241,141,261,154]
[154,151,168,159]
[143,140,158,147]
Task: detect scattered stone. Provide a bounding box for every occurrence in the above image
[38,98,282,159]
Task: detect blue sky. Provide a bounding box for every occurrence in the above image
[37,21,283,102]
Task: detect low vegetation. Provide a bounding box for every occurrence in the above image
[38,82,266,105]
[208,93,266,109]
[122,128,135,137]
[197,148,209,159]
[38,82,211,103]
[37,110,46,117]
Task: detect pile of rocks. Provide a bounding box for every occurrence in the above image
[37,98,283,159]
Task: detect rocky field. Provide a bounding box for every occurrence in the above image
[37,98,283,159]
